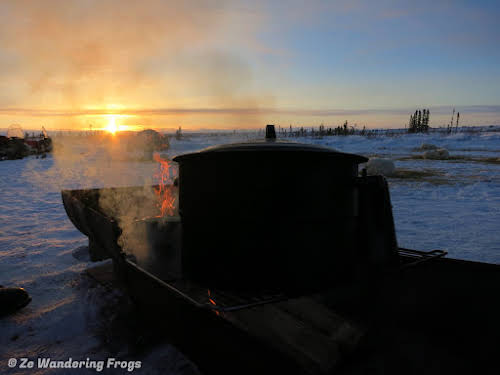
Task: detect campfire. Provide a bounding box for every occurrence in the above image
[153,153,178,217]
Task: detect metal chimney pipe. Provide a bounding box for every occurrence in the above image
[265,125,276,140]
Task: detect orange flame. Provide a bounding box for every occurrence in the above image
[208,289,217,306]
[208,289,220,316]
[153,152,177,217]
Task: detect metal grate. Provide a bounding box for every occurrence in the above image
[398,247,447,270]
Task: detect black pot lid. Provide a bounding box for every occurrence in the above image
[173,139,368,164]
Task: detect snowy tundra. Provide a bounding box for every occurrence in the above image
[1,130,499,373]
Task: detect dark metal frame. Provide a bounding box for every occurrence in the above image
[119,247,447,314]
[398,248,447,269]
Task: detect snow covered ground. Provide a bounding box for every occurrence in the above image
[1,130,499,373]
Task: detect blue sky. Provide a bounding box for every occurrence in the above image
[253,1,500,106]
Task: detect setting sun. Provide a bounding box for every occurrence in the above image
[106,115,118,134]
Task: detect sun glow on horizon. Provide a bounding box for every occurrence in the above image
[99,114,143,133]
[106,115,118,134]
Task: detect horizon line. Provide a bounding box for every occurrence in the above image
[0,105,499,118]
[2,124,500,133]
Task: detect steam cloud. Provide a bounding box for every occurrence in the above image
[22,132,178,265]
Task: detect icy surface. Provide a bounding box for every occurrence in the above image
[1,131,499,373]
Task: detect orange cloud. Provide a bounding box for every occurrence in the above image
[0,0,273,125]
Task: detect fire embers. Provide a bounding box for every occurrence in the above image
[207,289,220,316]
[153,153,178,217]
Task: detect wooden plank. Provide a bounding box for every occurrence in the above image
[223,297,363,374]
[278,297,363,351]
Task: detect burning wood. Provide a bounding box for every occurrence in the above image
[207,289,216,306]
[153,153,177,217]
[208,289,220,316]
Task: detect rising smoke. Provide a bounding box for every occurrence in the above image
[0,0,273,128]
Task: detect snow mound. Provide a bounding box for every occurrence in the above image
[416,143,439,151]
[423,148,450,160]
[366,158,396,176]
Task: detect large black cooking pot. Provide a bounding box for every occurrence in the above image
[173,131,369,291]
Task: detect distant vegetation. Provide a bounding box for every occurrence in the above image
[446,108,460,133]
[276,121,366,138]
[408,109,430,133]
[270,123,500,139]
[175,126,182,140]
[407,107,460,134]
